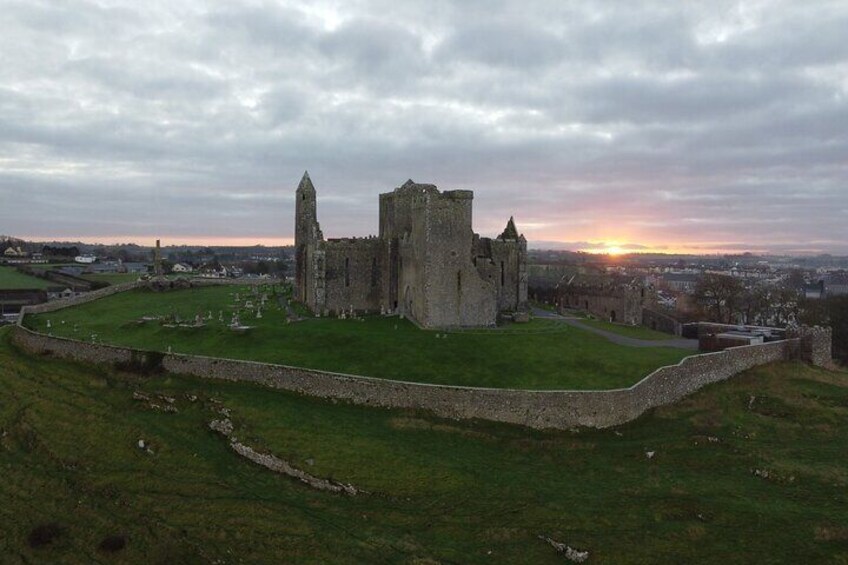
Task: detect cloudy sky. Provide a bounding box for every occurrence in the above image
[1,0,847,254]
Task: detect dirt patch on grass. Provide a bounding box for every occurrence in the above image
[28,523,62,548]
[98,535,127,552]
[815,525,848,542]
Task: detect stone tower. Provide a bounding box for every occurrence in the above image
[294,171,324,308]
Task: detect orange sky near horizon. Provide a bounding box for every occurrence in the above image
[14,233,788,256]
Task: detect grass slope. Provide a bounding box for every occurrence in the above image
[581,319,676,341]
[26,285,690,390]
[0,266,51,290]
[1,328,847,562]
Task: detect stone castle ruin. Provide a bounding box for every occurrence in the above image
[295,172,528,328]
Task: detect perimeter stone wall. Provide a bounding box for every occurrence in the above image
[9,322,813,430]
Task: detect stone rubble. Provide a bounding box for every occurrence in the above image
[208,418,360,496]
[538,535,590,563]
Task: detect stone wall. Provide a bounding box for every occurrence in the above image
[641,308,683,336]
[322,237,383,314]
[788,325,833,368]
[410,188,497,327]
[561,291,643,325]
[9,321,818,430]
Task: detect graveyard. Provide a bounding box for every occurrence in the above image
[24,284,691,390]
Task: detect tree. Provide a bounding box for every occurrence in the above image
[692,273,746,323]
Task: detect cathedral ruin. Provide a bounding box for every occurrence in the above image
[294,172,528,328]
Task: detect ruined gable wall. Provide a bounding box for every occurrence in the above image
[322,238,383,314]
[487,238,527,312]
[560,287,644,325]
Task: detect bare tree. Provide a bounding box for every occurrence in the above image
[693,273,746,323]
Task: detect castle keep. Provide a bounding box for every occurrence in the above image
[295,172,528,328]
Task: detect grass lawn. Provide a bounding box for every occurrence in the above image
[25,285,691,390]
[582,319,676,341]
[1,327,847,562]
[81,273,143,285]
[0,266,51,290]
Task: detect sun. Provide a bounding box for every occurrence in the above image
[605,246,624,255]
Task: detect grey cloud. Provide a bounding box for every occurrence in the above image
[437,21,565,69]
[0,0,846,253]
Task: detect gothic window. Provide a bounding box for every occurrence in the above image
[500,261,505,286]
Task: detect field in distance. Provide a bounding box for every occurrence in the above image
[0,266,52,290]
[25,285,691,390]
[1,327,847,562]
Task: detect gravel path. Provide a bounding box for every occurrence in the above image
[532,308,699,350]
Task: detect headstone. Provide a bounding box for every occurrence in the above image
[46,320,51,329]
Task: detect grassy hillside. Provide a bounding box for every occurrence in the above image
[25,285,690,390]
[1,327,847,562]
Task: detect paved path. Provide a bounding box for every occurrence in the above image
[532,308,699,350]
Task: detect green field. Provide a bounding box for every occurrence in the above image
[0,266,51,290]
[81,273,142,285]
[25,285,691,390]
[582,319,675,341]
[1,327,847,562]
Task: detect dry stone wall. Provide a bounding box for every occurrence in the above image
[9,322,809,430]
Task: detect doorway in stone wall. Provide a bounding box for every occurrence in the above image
[610,310,617,323]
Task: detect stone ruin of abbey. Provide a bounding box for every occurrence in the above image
[294,172,528,328]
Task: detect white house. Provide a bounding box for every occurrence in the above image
[172,263,194,273]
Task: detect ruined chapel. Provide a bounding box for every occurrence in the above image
[294,172,528,328]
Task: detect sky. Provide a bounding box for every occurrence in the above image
[1,0,847,254]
